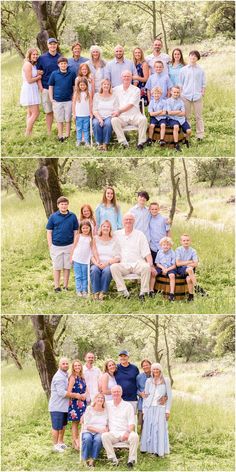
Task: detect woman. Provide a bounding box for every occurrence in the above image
[132,47,149,106]
[100,359,117,401]
[140,363,172,457]
[95,187,122,231]
[168,48,185,86]
[90,220,121,300]
[86,45,107,93]
[93,79,119,151]
[68,360,87,450]
[20,48,42,136]
[82,393,108,467]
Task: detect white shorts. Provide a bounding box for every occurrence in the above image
[42,88,53,113]
[50,244,73,270]
[52,100,72,123]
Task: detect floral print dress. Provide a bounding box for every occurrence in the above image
[68,376,87,421]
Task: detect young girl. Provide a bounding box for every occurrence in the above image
[70,219,99,297]
[168,48,185,87]
[80,204,97,235]
[95,186,122,231]
[72,77,92,147]
[76,63,95,96]
[20,48,42,136]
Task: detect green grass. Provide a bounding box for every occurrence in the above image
[1,359,235,471]
[1,188,234,315]
[1,40,235,158]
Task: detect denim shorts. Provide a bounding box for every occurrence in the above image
[167,118,191,133]
[156,267,177,275]
[176,266,196,277]
[50,411,68,430]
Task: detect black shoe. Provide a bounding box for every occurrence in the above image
[149,291,155,298]
[197,138,203,142]
[54,287,62,292]
[127,461,134,469]
[63,136,69,141]
[169,293,175,302]
[183,138,190,148]
[195,285,208,297]
[137,144,144,151]
[146,138,153,146]
[58,137,64,142]
[159,139,166,147]
[187,294,194,302]
[174,143,182,152]
[121,142,129,149]
[139,294,145,301]
[63,287,69,291]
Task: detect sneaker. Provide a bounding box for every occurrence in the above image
[174,143,182,152]
[137,144,144,151]
[146,138,153,146]
[120,141,129,149]
[195,285,208,297]
[119,289,130,298]
[63,136,69,141]
[76,141,81,147]
[98,292,104,301]
[53,444,64,453]
[58,137,64,142]
[197,138,203,142]
[169,293,175,302]
[187,294,194,302]
[58,443,68,449]
[77,292,83,297]
[93,293,99,300]
[54,287,61,293]
[109,458,119,466]
[149,291,155,298]
[82,291,88,298]
[102,144,108,151]
[127,461,135,468]
[183,138,190,148]
[139,294,145,301]
[159,139,166,147]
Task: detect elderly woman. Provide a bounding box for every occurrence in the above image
[86,45,107,93]
[100,360,117,401]
[92,78,119,151]
[90,219,121,300]
[82,393,108,468]
[20,48,42,136]
[140,363,172,457]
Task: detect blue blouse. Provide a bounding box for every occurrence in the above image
[168,63,184,86]
[95,204,123,231]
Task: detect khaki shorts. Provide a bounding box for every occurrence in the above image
[42,89,53,114]
[50,244,73,270]
[52,100,72,123]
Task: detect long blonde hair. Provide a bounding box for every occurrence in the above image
[71,359,84,379]
[74,77,90,102]
[25,48,39,64]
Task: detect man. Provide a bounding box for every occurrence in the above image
[111,213,156,300]
[145,38,170,74]
[111,70,148,151]
[129,191,150,239]
[48,357,81,452]
[136,359,152,429]
[46,196,78,292]
[83,352,102,403]
[68,42,88,75]
[37,38,61,134]
[102,385,139,468]
[106,44,137,88]
[115,350,139,412]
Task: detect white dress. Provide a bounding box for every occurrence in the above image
[20,64,41,106]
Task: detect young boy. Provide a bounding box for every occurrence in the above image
[150,237,176,302]
[46,196,79,292]
[148,202,170,264]
[129,191,150,240]
[179,50,206,141]
[48,57,76,141]
[146,87,167,146]
[166,85,191,152]
[175,234,198,301]
[145,60,172,102]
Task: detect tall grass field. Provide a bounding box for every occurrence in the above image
[1,358,234,471]
[1,40,235,157]
[1,186,234,315]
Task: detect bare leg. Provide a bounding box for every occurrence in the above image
[173,124,179,143]
[169,273,175,293]
[46,112,54,135]
[52,428,60,445]
[53,269,61,289]
[186,275,194,294]
[160,123,166,140]
[58,427,66,444]
[150,273,156,291]
[65,121,71,138]
[71,422,80,448]
[57,122,64,139]
[25,105,40,136]
[186,267,196,286]
[63,269,70,288]
[148,124,155,139]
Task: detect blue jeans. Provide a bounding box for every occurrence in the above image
[90,265,112,293]
[82,432,103,460]
[73,262,88,292]
[93,117,112,144]
[76,116,90,143]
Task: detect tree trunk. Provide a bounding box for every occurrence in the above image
[1,336,23,370]
[182,159,194,220]
[162,320,174,386]
[169,159,180,223]
[1,162,24,200]
[35,158,62,218]
[158,3,169,53]
[31,315,63,398]
[152,1,157,38]
[154,316,163,362]
[32,1,67,53]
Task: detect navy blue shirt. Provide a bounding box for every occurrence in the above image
[48,68,76,101]
[37,52,61,89]
[115,363,139,401]
[46,210,79,246]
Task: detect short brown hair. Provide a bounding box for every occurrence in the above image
[189,50,201,60]
[58,56,68,64]
[57,196,69,204]
[141,359,152,368]
[72,41,82,51]
[154,60,164,66]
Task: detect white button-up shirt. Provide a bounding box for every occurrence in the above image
[83,365,102,402]
[107,399,135,438]
[113,84,141,120]
[114,228,150,266]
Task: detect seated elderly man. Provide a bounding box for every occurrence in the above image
[102,385,139,468]
[111,213,156,300]
[111,70,148,151]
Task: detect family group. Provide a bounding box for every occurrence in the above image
[49,351,172,468]
[20,37,206,151]
[46,187,199,301]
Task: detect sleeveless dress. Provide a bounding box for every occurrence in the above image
[136,62,148,106]
[104,374,117,402]
[20,64,41,106]
[68,376,87,421]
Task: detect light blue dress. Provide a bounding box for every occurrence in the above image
[140,377,172,456]
[95,204,123,231]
